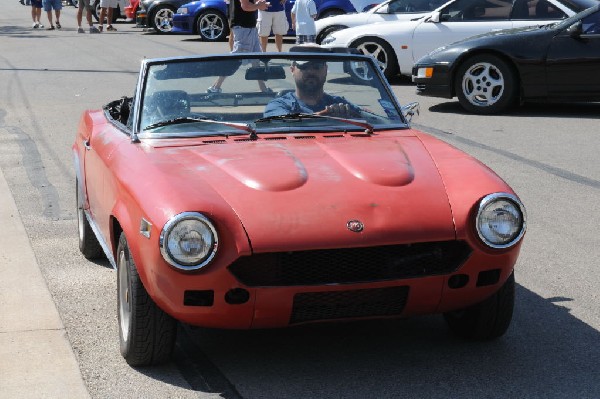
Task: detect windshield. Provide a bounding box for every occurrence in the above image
[137,53,406,138]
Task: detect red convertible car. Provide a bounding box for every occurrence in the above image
[73,48,526,366]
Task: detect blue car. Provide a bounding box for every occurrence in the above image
[172,0,361,41]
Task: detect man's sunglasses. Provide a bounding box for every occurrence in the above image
[294,62,326,71]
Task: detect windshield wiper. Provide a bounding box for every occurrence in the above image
[255,113,374,135]
[144,116,258,139]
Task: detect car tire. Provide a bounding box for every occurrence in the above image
[316,24,347,45]
[196,9,229,42]
[444,272,515,340]
[151,6,175,33]
[76,180,104,260]
[117,232,177,366]
[455,54,517,114]
[351,37,399,80]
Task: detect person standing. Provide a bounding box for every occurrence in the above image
[98,0,118,32]
[207,0,271,93]
[76,0,100,33]
[42,0,62,30]
[30,0,44,28]
[257,0,288,52]
[291,0,317,44]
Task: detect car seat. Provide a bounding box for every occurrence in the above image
[510,0,530,19]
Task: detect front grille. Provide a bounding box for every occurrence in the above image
[229,241,471,287]
[290,286,409,324]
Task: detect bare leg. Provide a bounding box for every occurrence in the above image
[275,34,283,52]
[46,9,53,26]
[259,36,268,52]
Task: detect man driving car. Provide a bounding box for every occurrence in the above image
[264,59,361,118]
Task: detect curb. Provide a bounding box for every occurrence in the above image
[0,167,90,398]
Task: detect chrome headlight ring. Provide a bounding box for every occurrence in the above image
[476,193,526,249]
[159,212,218,271]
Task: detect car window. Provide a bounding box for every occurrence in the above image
[582,9,600,33]
[528,0,566,19]
[442,0,513,21]
[387,0,441,12]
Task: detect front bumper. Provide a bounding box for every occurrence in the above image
[412,65,454,99]
[136,9,149,28]
[138,239,522,330]
[172,14,194,34]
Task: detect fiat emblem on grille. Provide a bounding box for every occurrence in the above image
[347,220,364,233]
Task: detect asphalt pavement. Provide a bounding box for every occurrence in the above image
[0,167,89,397]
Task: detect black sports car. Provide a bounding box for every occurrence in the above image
[412,3,600,114]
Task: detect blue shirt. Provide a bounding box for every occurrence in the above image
[264,92,359,117]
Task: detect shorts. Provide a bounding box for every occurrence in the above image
[78,0,92,11]
[31,0,43,8]
[257,11,288,36]
[42,0,62,11]
[231,26,262,53]
[296,35,316,44]
[100,0,118,8]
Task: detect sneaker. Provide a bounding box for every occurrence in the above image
[106,25,117,31]
[89,26,100,33]
[56,21,61,29]
[46,25,55,30]
[77,27,85,33]
[206,86,222,94]
[38,23,44,28]
[32,22,39,28]
[98,25,103,32]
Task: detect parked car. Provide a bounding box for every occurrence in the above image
[315,0,447,44]
[412,4,600,113]
[172,0,370,40]
[73,48,526,366]
[321,0,598,78]
[124,0,140,19]
[92,0,130,23]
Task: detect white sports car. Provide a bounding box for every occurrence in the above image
[315,0,448,43]
[321,0,597,78]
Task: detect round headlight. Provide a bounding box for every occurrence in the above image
[476,193,526,249]
[160,212,218,270]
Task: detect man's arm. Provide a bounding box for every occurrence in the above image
[239,0,270,12]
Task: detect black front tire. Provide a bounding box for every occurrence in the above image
[444,272,515,340]
[455,54,517,114]
[316,24,346,45]
[76,180,104,260]
[352,37,399,80]
[117,233,177,366]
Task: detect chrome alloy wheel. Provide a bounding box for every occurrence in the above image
[154,7,174,32]
[461,61,505,108]
[355,41,388,73]
[118,248,132,345]
[198,12,225,40]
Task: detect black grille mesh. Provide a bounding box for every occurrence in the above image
[290,286,409,324]
[229,241,471,287]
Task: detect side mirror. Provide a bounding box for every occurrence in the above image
[376,4,389,13]
[567,20,583,37]
[402,102,420,123]
[429,11,441,23]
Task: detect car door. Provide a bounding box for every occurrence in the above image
[409,0,513,67]
[545,10,600,96]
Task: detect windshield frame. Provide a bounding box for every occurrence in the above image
[130,52,409,141]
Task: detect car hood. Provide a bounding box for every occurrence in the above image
[322,19,422,45]
[145,133,456,252]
